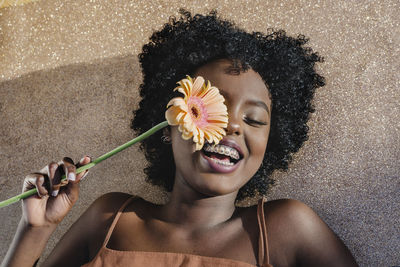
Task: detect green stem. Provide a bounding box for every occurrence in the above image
[0,121,169,208]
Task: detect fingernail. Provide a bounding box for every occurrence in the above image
[80,155,92,164]
[68,172,76,181]
[51,190,59,197]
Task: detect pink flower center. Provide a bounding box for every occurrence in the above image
[188,96,208,127]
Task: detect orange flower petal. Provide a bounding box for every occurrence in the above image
[191,76,205,96]
[165,75,229,150]
[165,106,182,125]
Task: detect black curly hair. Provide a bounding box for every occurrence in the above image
[132,10,325,201]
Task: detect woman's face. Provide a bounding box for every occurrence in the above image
[171,59,272,198]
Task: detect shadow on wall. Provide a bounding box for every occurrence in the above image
[0,55,144,190]
[0,54,171,261]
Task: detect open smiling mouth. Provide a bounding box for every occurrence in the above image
[200,142,244,173]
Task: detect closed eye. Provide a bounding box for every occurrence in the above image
[244,117,267,126]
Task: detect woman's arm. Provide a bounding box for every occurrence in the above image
[2,219,57,267]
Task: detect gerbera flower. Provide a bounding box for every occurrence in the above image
[165,75,228,150]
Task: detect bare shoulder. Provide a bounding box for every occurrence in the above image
[262,199,358,267]
[264,198,324,230]
[83,192,142,255]
[85,192,135,220]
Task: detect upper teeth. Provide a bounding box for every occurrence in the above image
[204,144,240,160]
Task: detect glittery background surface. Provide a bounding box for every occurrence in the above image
[0,1,398,266]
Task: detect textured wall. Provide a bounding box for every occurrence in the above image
[0,1,399,266]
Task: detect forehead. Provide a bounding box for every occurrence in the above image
[194,60,271,105]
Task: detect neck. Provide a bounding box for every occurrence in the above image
[160,176,238,230]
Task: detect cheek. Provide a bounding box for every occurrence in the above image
[248,129,270,163]
[253,138,268,158]
[170,127,196,164]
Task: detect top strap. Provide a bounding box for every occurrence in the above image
[102,196,137,247]
[257,196,271,267]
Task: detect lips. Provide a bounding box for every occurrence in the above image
[200,139,244,173]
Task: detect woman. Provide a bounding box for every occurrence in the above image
[2,11,358,267]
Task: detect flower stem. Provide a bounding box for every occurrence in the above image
[0,121,169,208]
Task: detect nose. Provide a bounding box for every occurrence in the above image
[226,112,243,136]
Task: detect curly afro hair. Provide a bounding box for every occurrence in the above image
[132,10,325,201]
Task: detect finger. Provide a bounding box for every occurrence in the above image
[76,156,92,181]
[62,157,76,183]
[79,170,89,181]
[46,162,60,197]
[75,156,92,168]
[64,157,80,204]
[24,174,49,197]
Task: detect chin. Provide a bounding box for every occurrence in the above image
[185,171,245,198]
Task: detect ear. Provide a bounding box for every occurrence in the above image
[162,127,171,137]
[161,127,172,144]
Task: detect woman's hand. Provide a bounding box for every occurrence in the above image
[21,156,91,227]
[1,156,92,267]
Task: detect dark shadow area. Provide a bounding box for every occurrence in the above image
[0,54,168,261]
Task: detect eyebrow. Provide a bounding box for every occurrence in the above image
[246,100,270,114]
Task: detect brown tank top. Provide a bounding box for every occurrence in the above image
[82,197,273,267]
